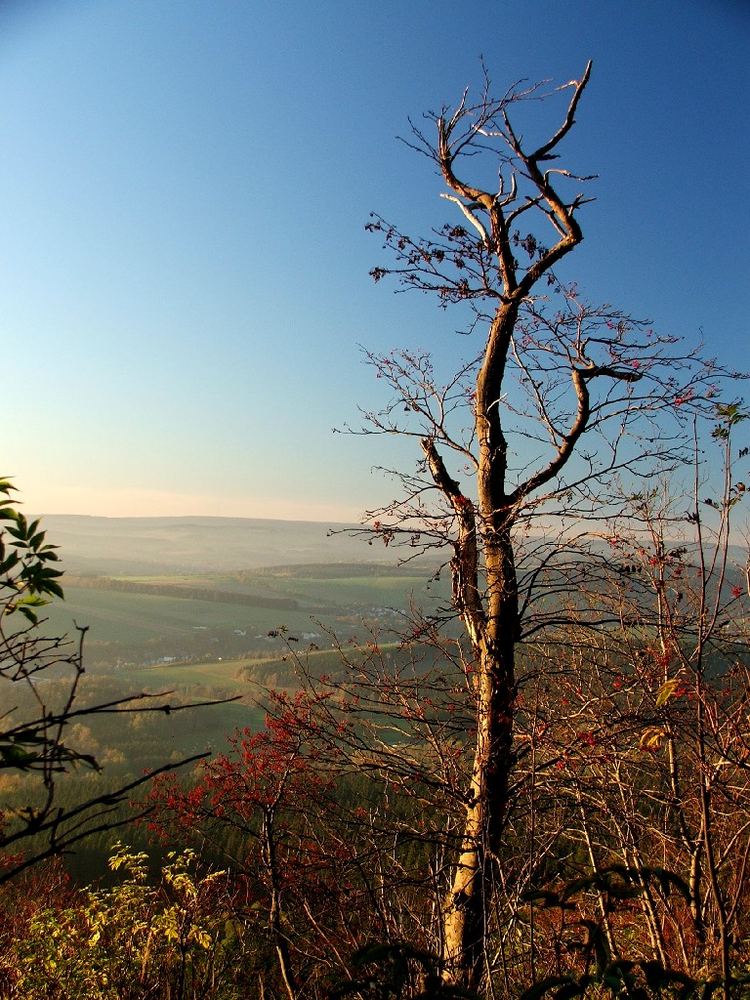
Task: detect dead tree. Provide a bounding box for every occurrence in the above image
[361,63,735,990]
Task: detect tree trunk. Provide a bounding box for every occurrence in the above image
[442,526,518,989]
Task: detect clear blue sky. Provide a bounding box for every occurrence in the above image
[1,0,747,521]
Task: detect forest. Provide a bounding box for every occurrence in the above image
[2,62,750,1000]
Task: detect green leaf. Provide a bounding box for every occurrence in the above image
[28,531,46,551]
[16,606,39,624]
[0,552,20,574]
[0,744,39,768]
[16,594,49,607]
[40,578,64,600]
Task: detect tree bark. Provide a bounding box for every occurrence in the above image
[440,509,519,988]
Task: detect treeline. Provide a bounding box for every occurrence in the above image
[67,575,301,610]
[250,561,441,580]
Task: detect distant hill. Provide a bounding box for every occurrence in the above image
[35,515,390,575]
[32,514,748,585]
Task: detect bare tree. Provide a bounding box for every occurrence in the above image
[360,63,738,989]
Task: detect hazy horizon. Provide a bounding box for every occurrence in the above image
[27,506,362,525]
[30,511,411,576]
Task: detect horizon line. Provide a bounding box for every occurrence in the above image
[30,511,363,527]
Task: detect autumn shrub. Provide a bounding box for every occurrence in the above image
[4,845,251,1000]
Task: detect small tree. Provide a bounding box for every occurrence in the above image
[148,687,432,1000]
[360,64,739,989]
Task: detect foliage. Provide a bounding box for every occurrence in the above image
[147,691,409,999]
[4,844,250,999]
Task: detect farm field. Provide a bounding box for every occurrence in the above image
[127,656,256,693]
[40,514,392,575]
[255,571,440,608]
[39,561,447,677]
[104,564,442,606]
[43,585,323,645]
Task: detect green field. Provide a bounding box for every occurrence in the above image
[43,586,319,643]
[106,566,444,609]
[30,563,450,775]
[38,564,447,672]
[261,573,440,608]
[126,656,257,692]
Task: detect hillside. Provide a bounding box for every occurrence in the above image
[36,514,388,574]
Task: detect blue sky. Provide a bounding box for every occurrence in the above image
[1,0,747,521]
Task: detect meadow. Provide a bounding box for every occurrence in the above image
[40,562,445,674]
